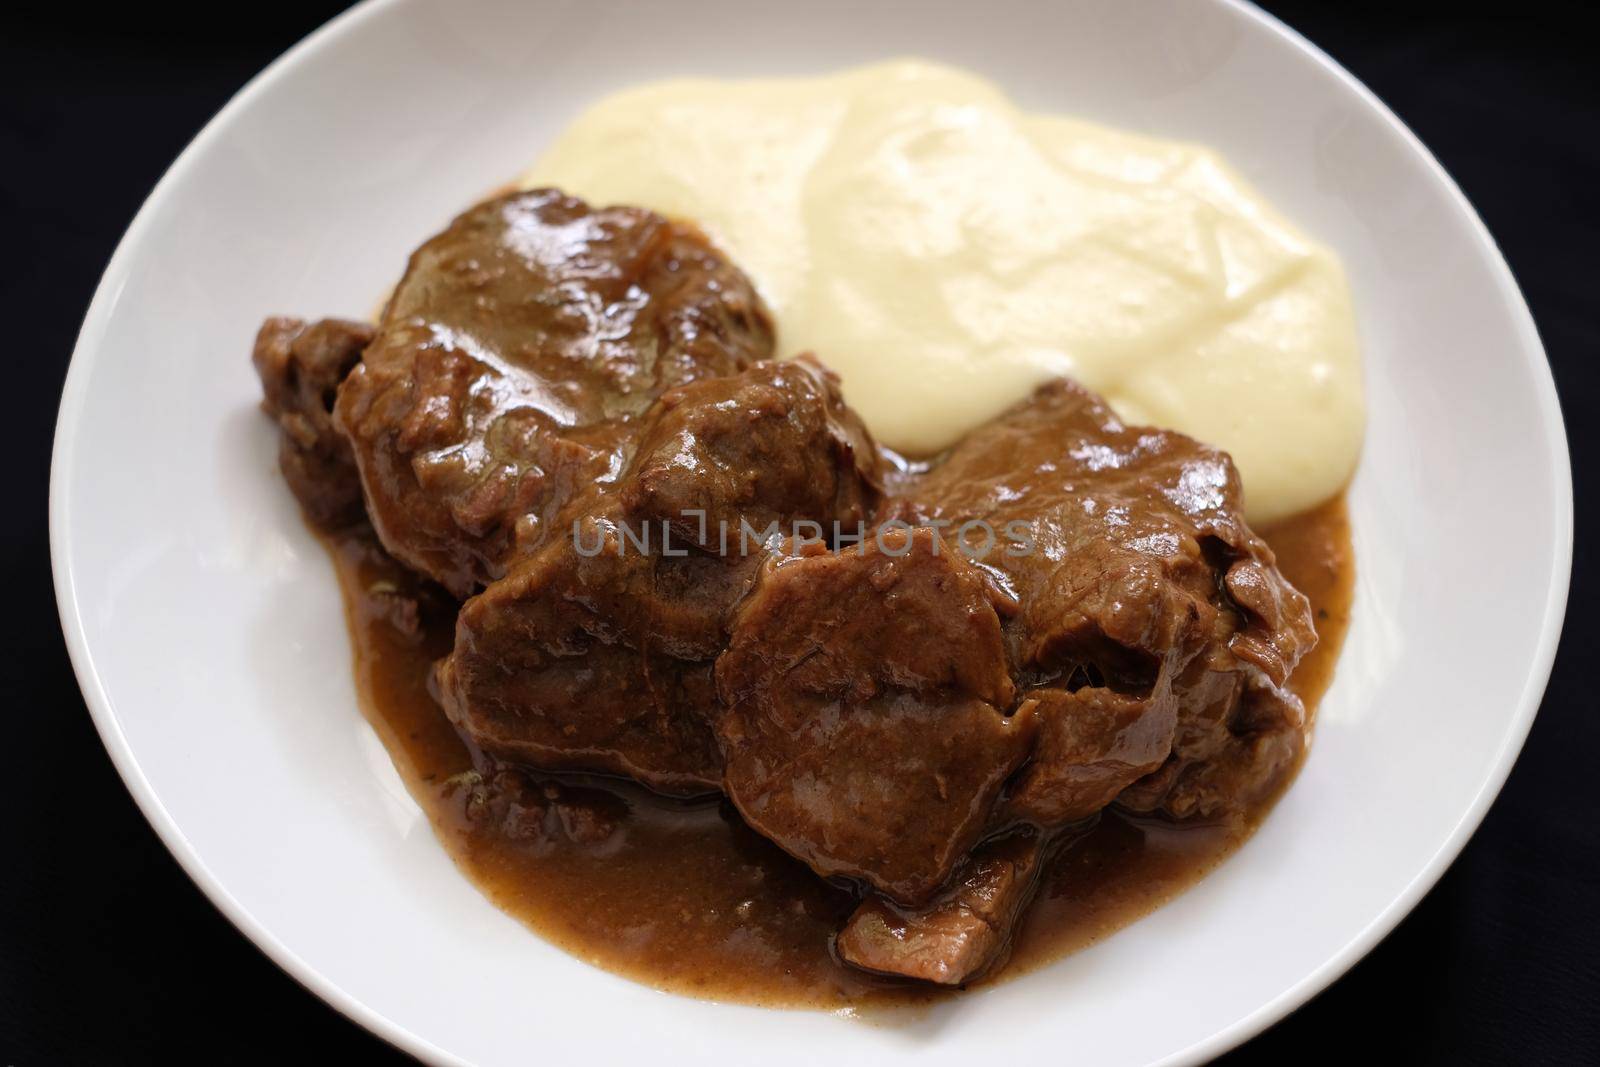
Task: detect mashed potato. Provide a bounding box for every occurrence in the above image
[524,60,1362,522]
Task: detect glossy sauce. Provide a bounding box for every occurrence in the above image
[326,496,1353,1010]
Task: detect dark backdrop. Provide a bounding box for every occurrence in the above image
[3,3,1595,1063]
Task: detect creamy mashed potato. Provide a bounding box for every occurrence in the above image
[523,60,1362,521]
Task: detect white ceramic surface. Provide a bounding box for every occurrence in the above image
[50,1,1572,1064]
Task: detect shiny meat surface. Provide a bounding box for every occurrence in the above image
[335,189,773,596]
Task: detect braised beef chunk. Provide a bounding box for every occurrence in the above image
[891,378,1317,826]
[437,358,884,797]
[434,500,736,795]
[835,834,1046,985]
[715,529,1033,905]
[335,189,773,597]
[812,378,1318,979]
[251,316,373,529]
[623,357,880,550]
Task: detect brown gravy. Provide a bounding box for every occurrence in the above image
[324,496,1353,1010]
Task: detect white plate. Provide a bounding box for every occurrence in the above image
[50,1,1571,1064]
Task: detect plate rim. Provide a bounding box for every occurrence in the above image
[48,2,1575,1064]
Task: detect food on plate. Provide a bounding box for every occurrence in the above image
[252,63,1359,1004]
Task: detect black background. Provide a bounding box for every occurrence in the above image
[4,2,1596,1063]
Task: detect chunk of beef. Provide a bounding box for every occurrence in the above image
[835,834,1045,985]
[436,359,884,796]
[335,189,773,596]
[251,316,373,529]
[434,500,737,795]
[825,375,1318,980]
[889,378,1316,826]
[623,357,880,550]
[714,528,1034,905]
